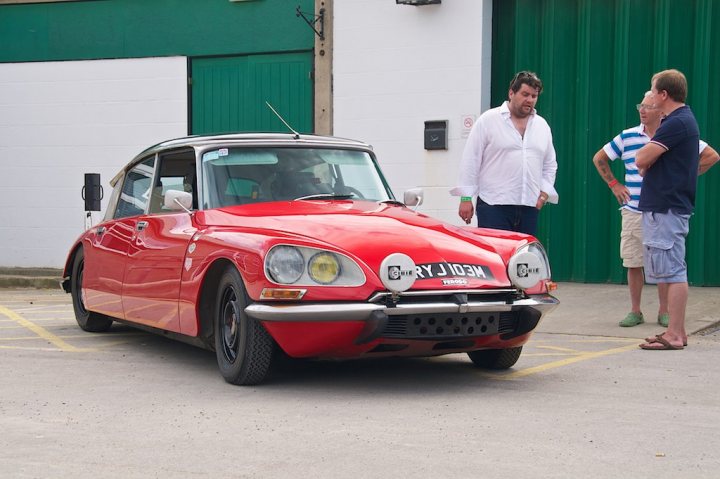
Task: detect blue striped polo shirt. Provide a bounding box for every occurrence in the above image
[603,125,707,213]
[602,124,649,212]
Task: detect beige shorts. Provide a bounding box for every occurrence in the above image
[620,208,644,268]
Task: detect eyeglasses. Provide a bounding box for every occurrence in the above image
[512,71,540,83]
[510,71,543,93]
[636,104,657,111]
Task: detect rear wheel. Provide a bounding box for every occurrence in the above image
[214,266,274,385]
[467,346,523,370]
[70,249,113,332]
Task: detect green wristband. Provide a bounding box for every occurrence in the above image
[461,196,473,202]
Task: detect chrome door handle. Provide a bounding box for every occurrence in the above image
[136,221,148,231]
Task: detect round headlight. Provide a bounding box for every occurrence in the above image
[308,252,341,284]
[508,242,550,290]
[266,246,305,284]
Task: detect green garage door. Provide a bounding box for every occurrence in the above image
[493,0,720,285]
[191,52,313,135]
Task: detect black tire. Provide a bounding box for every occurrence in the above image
[70,249,113,332]
[214,267,274,385]
[467,346,523,370]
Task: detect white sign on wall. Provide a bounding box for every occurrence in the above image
[461,114,476,139]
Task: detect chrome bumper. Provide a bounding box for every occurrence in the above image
[244,294,560,322]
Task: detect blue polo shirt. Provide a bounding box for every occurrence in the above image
[638,106,699,214]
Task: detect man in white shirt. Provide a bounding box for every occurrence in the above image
[451,71,558,235]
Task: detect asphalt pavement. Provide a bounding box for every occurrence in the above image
[2,282,720,479]
[542,282,720,342]
[0,275,717,343]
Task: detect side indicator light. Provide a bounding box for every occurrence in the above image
[260,288,306,300]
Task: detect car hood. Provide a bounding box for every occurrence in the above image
[197,201,532,285]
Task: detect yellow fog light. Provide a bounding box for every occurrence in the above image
[308,252,341,284]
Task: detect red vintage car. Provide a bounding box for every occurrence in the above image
[62,133,559,385]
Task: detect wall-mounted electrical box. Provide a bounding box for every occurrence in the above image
[83,173,103,211]
[424,120,448,150]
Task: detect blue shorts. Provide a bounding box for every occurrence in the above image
[642,211,690,284]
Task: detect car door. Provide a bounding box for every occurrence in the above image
[83,156,156,319]
[121,150,197,332]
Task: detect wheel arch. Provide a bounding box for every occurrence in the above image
[61,243,84,293]
[197,258,241,350]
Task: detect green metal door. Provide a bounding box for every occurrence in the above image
[492,0,720,285]
[191,52,313,135]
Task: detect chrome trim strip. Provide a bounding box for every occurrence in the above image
[367,288,518,303]
[245,303,383,322]
[244,294,559,322]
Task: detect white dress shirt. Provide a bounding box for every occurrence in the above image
[451,101,558,206]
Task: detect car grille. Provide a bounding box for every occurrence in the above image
[382,311,517,339]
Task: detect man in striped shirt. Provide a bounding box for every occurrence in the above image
[592,91,718,328]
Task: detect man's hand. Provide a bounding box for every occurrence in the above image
[535,191,549,210]
[610,182,631,205]
[458,201,474,224]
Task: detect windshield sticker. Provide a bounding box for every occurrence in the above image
[415,262,493,280]
[218,148,228,156]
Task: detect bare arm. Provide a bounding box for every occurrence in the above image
[592,149,616,183]
[592,149,629,205]
[635,142,666,176]
[699,145,720,175]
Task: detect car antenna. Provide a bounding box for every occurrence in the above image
[265,101,301,139]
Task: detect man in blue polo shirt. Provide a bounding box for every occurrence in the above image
[636,69,698,350]
[593,92,718,329]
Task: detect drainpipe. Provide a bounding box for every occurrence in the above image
[314,0,333,135]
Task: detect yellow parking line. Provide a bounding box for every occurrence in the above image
[522,352,577,357]
[91,338,143,349]
[8,309,73,314]
[486,343,640,380]
[1,317,76,323]
[0,345,79,352]
[536,345,583,354]
[563,338,639,343]
[0,305,81,352]
[0,333,141,342]
[0,344,96,352]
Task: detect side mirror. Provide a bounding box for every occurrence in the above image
[164,190,193,212]
[403,188,424,207]
[82,173,103,211]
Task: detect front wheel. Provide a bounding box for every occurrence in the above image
[214,267,274,385]
[467,346,523,370]
[70,249,113,332]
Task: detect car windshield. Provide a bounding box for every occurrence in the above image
[201,147,394,208]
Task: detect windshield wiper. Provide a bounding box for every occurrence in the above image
[293,193,355,201]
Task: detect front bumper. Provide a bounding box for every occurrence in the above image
[245,291,560,342]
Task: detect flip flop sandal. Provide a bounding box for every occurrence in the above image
[644,333,688,347]
[640,334,684,350]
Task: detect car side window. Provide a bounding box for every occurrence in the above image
[114,156,156,219]
[148,150,197,213]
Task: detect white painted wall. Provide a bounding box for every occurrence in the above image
[0,57,188,268]
[333,0,493,225]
